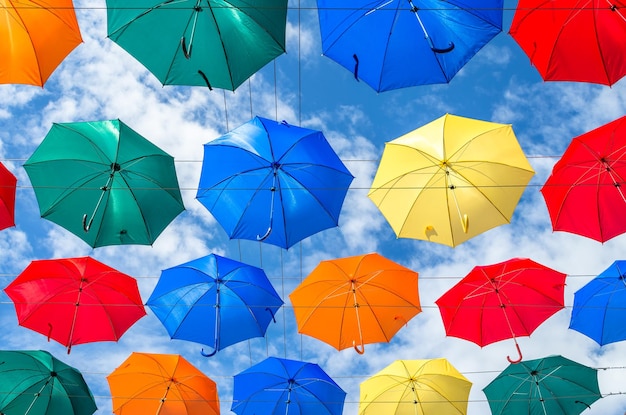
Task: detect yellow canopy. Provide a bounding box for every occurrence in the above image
[368,113,535,247]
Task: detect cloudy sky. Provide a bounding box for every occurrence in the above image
[1,0,626,414]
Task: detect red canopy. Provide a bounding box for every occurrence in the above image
[0,162,16,231]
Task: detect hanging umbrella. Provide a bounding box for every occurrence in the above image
[510,0,626,86]
[483,355,602,415]
[0,349,97,415]
[0,0,82,87]
[541,115,626,243]
[106,0,287,91]
[317,0,503,92]
[435,258,566,363]
[569,260,626,346]
[146,253,283,356]
[231,357,346,415]
[4,256,146,353]
[289,252,421,354]
[197,116,354,249]
[107,352,220,415]
[359,358,472,415]
[0,161,17,230]
[24,119,185,248]
[368,113,535,247]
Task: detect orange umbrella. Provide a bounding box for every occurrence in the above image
[0,0,82,87]
[290,253,421,354]
[107,352,220,415]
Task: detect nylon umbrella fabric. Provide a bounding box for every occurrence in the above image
[289,252,421,354]
[146,253,283,356]
[541,115,626,243]
[106,0,287,91]
[317,0,503,92]
[510,0,626,86]
[24,119,185,248]
[197,116,354,249]
[0,349,97,415]
[0,161,17,231]
[0,0,83,87]
[483,355,602,415]
[436,258,566,363]
[569,260,626,346]
[231,357,346,415]
[107,352,220,415]
[359,358,472,415]
[368,113,535,247]
[4,256,146,353]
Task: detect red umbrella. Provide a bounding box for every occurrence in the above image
[541,116,626,242]
[509,0,626,86]
[4,256,146,353]
[0,161,16,230]
[435,258,566,363]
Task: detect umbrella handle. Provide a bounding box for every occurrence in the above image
[200,347,217,357]
[257,226,272,241]
[353,340,365,354]
[265,307,277,323]
[429,41,455,54]
[353,54,360,80]
[507,342,523,363]
[181,37,192,59]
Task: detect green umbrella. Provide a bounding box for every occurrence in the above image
[483,355,602,415]
[24,119,185,248]
[0,350,97,415]
[106,0,288,91]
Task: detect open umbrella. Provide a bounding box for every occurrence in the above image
[317,0,503,92]
[483,355,602,415]
[0,350,97,415]
[4,256,146,353]
[0,161,17,230]
[569,260,626,346]
[146,253,283,356]
[107,352,219,415]
[290,252,421,354]
[541,115,626,242]
[0,0,82,87]
[106,0,287,91]
[24,119,185,248]
[359,358,472,415]
[232,357,346,415]
[197,116,354,249]
[510,0,626,86]
[368,113,535,247]
[436,258,566,363]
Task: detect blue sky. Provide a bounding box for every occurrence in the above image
[1,0,626,414]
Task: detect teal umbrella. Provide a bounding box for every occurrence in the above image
[106,0,288,91]
[24,119,185,248]
[0,350,97,415]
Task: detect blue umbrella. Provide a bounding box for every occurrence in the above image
[569,260,626,346]
[146,253,283,356]
[196,116,354,249]
[232,357,346,415]
[317,0,503,92]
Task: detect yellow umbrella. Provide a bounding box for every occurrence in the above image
[368,114,534,247]
[359,358,471,415]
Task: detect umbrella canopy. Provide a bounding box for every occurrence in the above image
[569,260,626,346]
[0,0,82,87]
[436,258,566,363]
[197,116,354,249]
[0,349,97,415]
[106,0,287,91]
[359,358,472,415]
[289,252,421,354]
[0,161,17,230]
[368,113,535,247]
[4,256,146,353]
[24,119,185,248]
[541,115,626,242]
[483,355,602,415]
[107,352,219,415]
[231,357,346,415]
[146,253,283,356]
[510,0,626,86]
[317,0,503,92]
